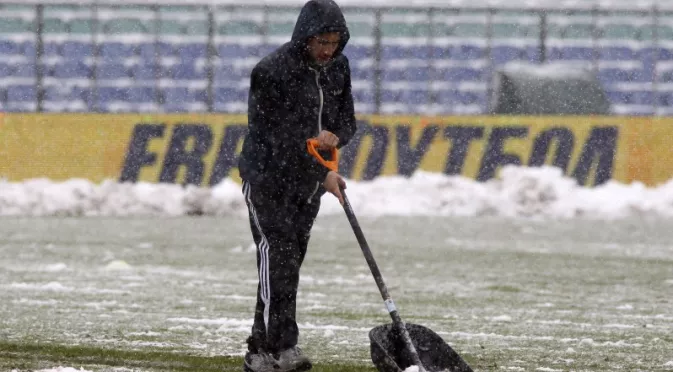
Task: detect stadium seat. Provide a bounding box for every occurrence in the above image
[491,45,524,65]
[382,45,408,60]
[560,46,594,60]
[6,85,37,111]
[0,40,19,54]
[96,64,130,80]
[177,43,208,61]
[631,91,654,105]
[61,41,94,59]
[43,86,68,101]
[381,68,405,82]
[351,63,374,81]
[100,42,135,61]
[13,64,35,78]
[437,67,483,82]
[343,44,372,60]
[169,63,206,80]
[402,89,430,105]
[218,44,255,59]
[127,87,157,103]
[352,89,375,105]
[0,63,13,77]
[450,45,485,60]
[607,91,632,104]
[598,68,633,83]
[51,62,91,79]
[599,46,636,61]
[131,64,160,80]
[162,87,207,112]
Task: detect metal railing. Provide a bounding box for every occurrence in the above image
[1,2,671,114]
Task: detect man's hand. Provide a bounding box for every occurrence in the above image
[317,130,339,150]
[323,171,346,205]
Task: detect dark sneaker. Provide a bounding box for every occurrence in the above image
[273,346,312,371]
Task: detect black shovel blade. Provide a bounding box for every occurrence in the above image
[369,323,473,372]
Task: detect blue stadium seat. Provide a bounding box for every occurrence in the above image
[43,42,60,56]
[0,40,19,54]
[100,42,135,61]
[437,67,483,82]
[525,46,541,62]
[382,45,407,59]
[657,92,673,106]
[177,43,208,61]
[215,64,249,81]
[170,63,205,80]
[560,46,593,60]
[607,91,631,104]
[138,42,157,62]
[381,68,405,82]
[163,87,207,112]
[22,42,37,58]
[456,91,483,105]
[450,45,485,60]
[44,86,68,101]
[70,86,93,107]
[127,87,157,103]
[61,41,93,59]
[343,45,372,60]
[96,63,129,80]
[430,46,450,59]
[381,89,402,103]
[218,44,253,59]
[13,64,35,78]
[97,87,126,104]
[157,41,176,57]
[6,85,37,111]
[435,90,458,105]
[408,46,431,59]
[632,91,654,105]
[51,62,91,79]
[215,87,247,103]
[406,66,430,81]
[598,68,633,82]
[599,46,636,61]
[131,64,160,80]
[0,63,12,77]
[402,89,429,105]
[352,89,375,105]
[491,45,524,65]
[351,63,374,81]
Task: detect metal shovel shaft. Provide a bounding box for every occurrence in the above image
[341,188,427,372]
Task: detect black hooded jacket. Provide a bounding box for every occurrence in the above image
[237,0,356,198]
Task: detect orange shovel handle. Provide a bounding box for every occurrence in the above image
[306,138,339,172]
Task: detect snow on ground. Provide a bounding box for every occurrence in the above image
[14,368,92,372]
[2,165,673,219]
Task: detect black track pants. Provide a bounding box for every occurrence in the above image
[242,180,322,354]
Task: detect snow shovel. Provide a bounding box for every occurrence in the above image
[307,139,474,372]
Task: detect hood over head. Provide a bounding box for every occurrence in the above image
[290,0,350,62]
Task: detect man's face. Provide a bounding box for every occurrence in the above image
[307,32,340,65]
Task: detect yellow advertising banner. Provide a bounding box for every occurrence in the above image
[0,113,671,187]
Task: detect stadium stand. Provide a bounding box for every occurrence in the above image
[0,2,671,115]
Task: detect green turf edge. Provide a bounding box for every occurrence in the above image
[0,341,382,372]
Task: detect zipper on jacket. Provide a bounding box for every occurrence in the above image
[311,67,324,134]
[307,67,324,204]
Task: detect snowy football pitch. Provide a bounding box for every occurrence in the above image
[1,214,672,371]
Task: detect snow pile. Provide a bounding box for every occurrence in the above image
[13,368,93,372]
[2,166,673,220]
